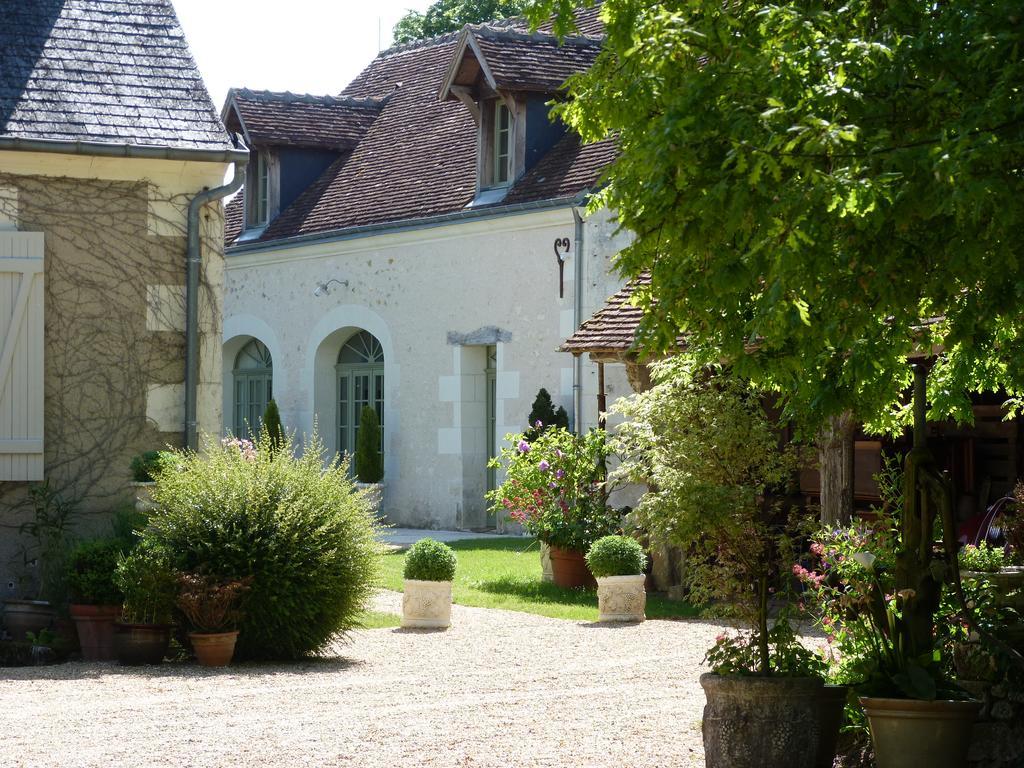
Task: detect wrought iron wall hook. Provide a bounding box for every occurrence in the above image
[553,237,571,298]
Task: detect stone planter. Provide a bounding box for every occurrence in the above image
[701,673,823,768]
[860,696,981,768]
[596,574,646,622]
[401,579,452,629]
[548,546,596,589]
[961,567,1024,613]
[2,599,55,641]
[69,604,122,661]
[129,480,156,513]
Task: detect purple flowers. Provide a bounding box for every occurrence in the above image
[518,440,530,453]
[534,420,543,429]
[538,460,550,471]
[555,469,565,479]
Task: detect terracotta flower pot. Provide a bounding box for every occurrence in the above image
[114,622,171,666]
[402,579,453,628]
[189,630,239,667]
[2,599,55,642]
[595,574,646,622]
[548,546,596,589]
[701,673,823,768]
[859,696,981,768]
[69,604,122,661]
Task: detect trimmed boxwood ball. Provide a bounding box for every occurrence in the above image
[404,539,457,582]
[586,535,647,578]
[143,431,382,661]
[67,538,127,605]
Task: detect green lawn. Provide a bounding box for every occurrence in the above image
[377,537,699,622]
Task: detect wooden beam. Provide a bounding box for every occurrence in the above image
[450,86,480,124]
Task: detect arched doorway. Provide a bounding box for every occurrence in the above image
[335,330,384,466]
[232,338,273,438]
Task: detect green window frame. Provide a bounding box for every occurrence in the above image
[336,331,384,471]
[233,339,273,439]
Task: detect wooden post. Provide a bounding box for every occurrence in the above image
[597,361,607,430]
[818,411,856,525]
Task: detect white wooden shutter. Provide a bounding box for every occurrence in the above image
[0,232,44,481]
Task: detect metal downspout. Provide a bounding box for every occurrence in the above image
[185,159,248,451]
[572,208,584,434]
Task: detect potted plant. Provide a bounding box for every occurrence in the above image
[354,406,384,512]
[959,542,1024,614]
[488,426,620,588]
[129,450,172,512]
[66,538,125,661]
[613,358,827,768]
[112,541,177,665]
[401,538,457,629]
[175,572,251,667]
[3,483,77,641]
[586,535,647,622]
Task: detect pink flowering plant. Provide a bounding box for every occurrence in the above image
[487,426,621,551]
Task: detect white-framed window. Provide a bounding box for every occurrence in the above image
[233,339,273,438]
[493,101,512,186]
[336,331,385,474]
[247,150,270,228]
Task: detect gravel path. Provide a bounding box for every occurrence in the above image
[0,592,761,768]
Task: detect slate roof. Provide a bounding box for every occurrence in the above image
[471,27,602,93]
[561,274,650,355]
[224,89,385,151]
[0,0,233,151]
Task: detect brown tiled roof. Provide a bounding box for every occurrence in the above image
[224,193,243,245]
[505,134,616,204]
[472,27,602,93]
[0,0,232,151]
[224,89,384,150]
[535,4,606,36]
[561,274,650,355]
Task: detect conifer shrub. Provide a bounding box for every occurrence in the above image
[355,406,383,483]
[403,539,457,582]
[526,388,569,439]
[261,399,285,452]
[143,431,383,660]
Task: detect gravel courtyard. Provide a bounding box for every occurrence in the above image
[1,592,745,768]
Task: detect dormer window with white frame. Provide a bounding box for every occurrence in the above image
[246,149,270,229]
[493,101,512,186]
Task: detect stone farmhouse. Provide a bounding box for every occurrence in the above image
[0,0,244,590]
[221,8,637,529]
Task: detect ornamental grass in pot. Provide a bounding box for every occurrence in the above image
[612,358,827,768]
[586,535,647,622]
[112,541,177,666]
[401,539,457,629]
[176,572,252,667]
[66,537,126,661]
[487,426,620,588]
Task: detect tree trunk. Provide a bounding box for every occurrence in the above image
[818,411,856,526]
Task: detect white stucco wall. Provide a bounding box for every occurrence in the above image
[223,204,634,529]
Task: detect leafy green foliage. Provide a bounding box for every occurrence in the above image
[488,426,621,551]
[16,482,78,603]
[114,540,177,625]
[585,535,646,577]
[355,406,383,483]
[261,399,285,453]
[403,539,458,582]
[176,573,252,634]
[959,543,1006,574]
[526,0,1024,433]
[66,538,126,606]
[393,0,529,43]
[525,387,569,440]
[143,431,383,660]
[130,450,174,483]
[705,620,827,678]
[612,357,808,672]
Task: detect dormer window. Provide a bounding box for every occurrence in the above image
[493,102,512,186]
[247,150,270,228]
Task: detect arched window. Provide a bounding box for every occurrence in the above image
[336,331,384,467]
[233,339,273,438]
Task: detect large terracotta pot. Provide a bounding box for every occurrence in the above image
[859,697,981,768]
[2,599,55,641]
[816,685,849,768]
[402,579,453,629]
[548,546,596,589]
[595,574,646,622]
[189,630,239,667]
[70,604,122,661]
[701,673,823,768]
[114,622,171,666]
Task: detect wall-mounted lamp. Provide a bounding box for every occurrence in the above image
[313,278,349,297]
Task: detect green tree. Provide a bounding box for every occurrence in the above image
[393,0,530,43]
[527,0,1024,432]
[261,399,285,453]
[355,406,383,483]
[526,387,569,439]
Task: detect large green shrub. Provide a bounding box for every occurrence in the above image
[114,540,177,625]
[586,535,647,577]
[355,406,383,483]
[143,432,383,660]
[66,538,125,606]
[403,539,457,582]
[130,450,174,482]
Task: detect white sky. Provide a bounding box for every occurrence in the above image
[173,0,435,111]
